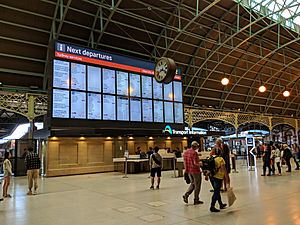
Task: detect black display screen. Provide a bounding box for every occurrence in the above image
[51,42,184,132]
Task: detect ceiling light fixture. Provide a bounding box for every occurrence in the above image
[221,77,229,86]
[283,90,290,97]
[258,85,266,93]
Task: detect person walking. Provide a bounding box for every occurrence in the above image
[274,144,282,175]
[291,143,299,170]
[210,148,227,212]
[283,144,292,173]
[261,144,272,176]
[270,146,276,175]
[2,152,12,198]
[221,143,231,191]
[182,141,203,205]
[149,146,162,189]
[25,147,41,195]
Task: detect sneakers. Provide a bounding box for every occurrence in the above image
[150,186,154,190]
[194,200,204,205]
[182,195,188,204]
[210,207,220,212]
[0,198,3,202]
[33,189,38,195]
[156,186,159,190]
[27,191,33,195]
[220,203,227,209]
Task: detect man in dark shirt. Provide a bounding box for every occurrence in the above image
[25,147,41,195]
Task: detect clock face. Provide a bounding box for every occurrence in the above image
[155,59,168,82]
[154,57,176,84]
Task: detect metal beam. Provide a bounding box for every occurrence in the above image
[161,0,222,58]
[0,53,45,63]
[43,0,61,90]
[189,2,300,105]
[95,0,123,47]
[0,35,47,48]
[0,68,44,77]
[56,0,73,39]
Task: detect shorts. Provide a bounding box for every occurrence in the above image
[150,167,161,177]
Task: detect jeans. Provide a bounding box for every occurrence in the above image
[211,177,223,208]
[263,160,271,175]
[276,162,281,174]
[184,173,202,202]
[292,156,299,169]
[285,158,291,172]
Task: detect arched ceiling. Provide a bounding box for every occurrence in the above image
[1,0,300,117]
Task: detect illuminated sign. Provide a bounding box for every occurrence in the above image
[163,125,206,135]
[55,42,182,79]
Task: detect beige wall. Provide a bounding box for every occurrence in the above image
[46,137,114,177]
[46,136,188,176]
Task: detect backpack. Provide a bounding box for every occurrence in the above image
[284,148,292,158]
[151,154,161,166]
[202,156,217,177]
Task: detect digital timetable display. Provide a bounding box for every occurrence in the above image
[51,42,184,130]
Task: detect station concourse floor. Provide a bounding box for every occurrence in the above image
[1,160,300,225]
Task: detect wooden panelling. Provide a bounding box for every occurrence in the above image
[59,143,78,165]
[87,144,104,163]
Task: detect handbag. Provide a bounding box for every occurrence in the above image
[227,187,236,207]
[184,172,191,184]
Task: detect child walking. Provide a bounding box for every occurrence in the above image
[3,152,12,198]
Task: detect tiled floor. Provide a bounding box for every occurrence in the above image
[1,160,300,225]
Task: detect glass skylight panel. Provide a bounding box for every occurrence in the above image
[236,0,300,33]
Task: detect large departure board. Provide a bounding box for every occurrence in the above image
[51,42,184,130]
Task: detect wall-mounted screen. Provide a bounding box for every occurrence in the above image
[103,68,115,94]
[88,66,101,92]
[153,100,163,122]
[117,71,129,96]
[164,101,174,123]
[174,102,184,123]
[103,94,116,120]
[117,96,129,121]
[71,91,86,119]
[142,99,153,122]
[130,98,141,121]
[71,63,86,90]
[51,41,184,131]
[52,89,69,118]
[153,79,163,100]
[130,73,141,97]
[164,82,173,101]
[174,81,183,102]
[142,76,152,98]
[53,60,69,89]
[88,93,101,119]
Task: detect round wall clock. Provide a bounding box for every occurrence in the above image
[154,57,176,84]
